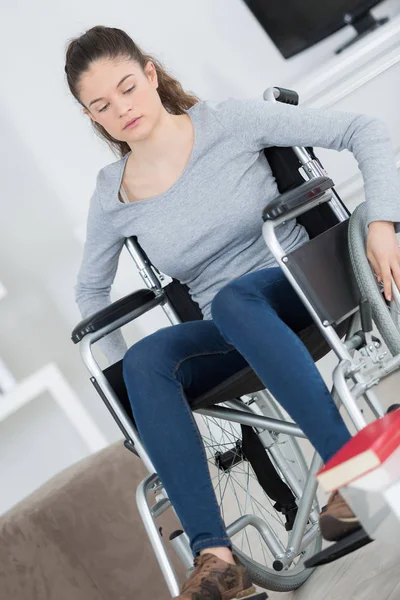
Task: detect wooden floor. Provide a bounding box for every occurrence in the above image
[269,539,400,599]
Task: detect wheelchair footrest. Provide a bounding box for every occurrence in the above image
[304,527,373,568]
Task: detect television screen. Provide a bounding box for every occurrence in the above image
[242,0,383,58]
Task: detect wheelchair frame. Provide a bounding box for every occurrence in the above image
[74,87,400,596]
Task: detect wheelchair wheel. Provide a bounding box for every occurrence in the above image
[195,394,322,592]
[348,202,400,356]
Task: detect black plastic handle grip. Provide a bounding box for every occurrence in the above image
[275,87,299,106]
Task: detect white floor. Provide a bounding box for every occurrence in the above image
[268,367,400,599]
[269,539,400,600]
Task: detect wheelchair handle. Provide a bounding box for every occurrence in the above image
[263,87,299,106]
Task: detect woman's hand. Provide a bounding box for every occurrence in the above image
[366,221,400,301]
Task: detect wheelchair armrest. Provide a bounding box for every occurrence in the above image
[71,289,165,343]
[262,176,334,221]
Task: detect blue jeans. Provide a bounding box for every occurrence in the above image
[122,267,351,555]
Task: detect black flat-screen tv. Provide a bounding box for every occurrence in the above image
[242,0,387,58]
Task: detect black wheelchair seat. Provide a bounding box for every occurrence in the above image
[102,317,351,420]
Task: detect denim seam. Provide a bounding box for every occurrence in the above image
[172,347,237,377]
[169,348,237,547]
[177,380,230,543]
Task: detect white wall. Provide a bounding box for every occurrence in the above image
[2,0,399,225]
[0,0,399,513]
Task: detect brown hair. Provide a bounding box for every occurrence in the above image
[64,25,199,157]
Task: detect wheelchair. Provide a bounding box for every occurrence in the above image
[71,86,400,596]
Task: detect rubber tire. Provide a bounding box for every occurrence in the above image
[238,533,322,593]
[348,202,400,357]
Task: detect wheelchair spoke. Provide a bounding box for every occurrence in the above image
[234,468,259,563]
[194,407,318,579]
[216,464,225,523]
[225,466,285,528]
[200,414,287,525]
[210,448,286,529]
[227,473,253,559]
[219,467,234,508]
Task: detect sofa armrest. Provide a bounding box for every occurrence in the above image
[71,289,165,344]
[262,176,334,221]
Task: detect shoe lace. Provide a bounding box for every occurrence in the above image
[329,490,340,504]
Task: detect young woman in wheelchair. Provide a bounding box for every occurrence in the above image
[66,25,400,600]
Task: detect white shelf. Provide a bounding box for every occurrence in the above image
[290,13,400,107]
[0,363,108,453]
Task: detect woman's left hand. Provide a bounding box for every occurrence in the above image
[366,221,400,302]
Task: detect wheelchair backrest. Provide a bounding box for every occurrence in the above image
[263,146,346,239]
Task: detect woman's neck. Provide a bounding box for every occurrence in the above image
[127,111,192,171]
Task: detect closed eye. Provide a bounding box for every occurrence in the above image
[99,86,136,113]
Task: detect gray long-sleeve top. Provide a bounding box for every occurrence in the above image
[75,98,400,363]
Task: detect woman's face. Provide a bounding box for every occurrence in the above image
[79,57,162,142]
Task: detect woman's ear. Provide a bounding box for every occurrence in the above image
[145,61,158,89]
[83,107,97,123]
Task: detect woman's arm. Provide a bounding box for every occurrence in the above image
[367,221,400,301]
[75,186,126,363]
[212,98,400,299]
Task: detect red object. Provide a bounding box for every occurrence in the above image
[316,409,400,491]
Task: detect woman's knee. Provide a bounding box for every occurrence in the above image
[123,330,169,381]
[123,336,154,383]
[123,326,190,385]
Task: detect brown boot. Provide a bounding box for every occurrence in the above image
[319,490,361,541]
[174,553,268,599]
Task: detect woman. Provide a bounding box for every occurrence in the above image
[66,25,400,600]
